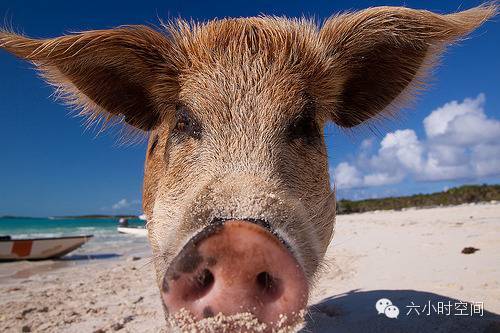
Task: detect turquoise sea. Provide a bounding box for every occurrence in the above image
[0,217,151,261]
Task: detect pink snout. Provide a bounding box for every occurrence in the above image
[162,220,308,329]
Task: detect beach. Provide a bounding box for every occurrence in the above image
[1,203,499,332]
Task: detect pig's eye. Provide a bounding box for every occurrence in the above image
[288,114,320,143]
[173,104,202,140]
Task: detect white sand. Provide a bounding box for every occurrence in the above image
[1,203,499,332]
[308,202,500,332]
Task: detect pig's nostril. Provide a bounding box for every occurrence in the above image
[183,269,214,302]
[256,271,282,301]
[197,269,214,290]
[195,269,214,296]
[256,271,275,292]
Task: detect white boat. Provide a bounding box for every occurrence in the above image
[0,235,93,260]
[117,227,148,236]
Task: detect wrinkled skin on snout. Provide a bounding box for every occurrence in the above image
[0,4,495,331]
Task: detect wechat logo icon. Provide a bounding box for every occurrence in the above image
[376,298,400,319]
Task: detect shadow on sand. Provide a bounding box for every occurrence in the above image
[302,289,500,333]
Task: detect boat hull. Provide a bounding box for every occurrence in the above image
[0,235,93,260]
[117,227,148,236]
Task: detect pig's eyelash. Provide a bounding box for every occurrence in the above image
[172,103,202,140]
[287,98,322,143]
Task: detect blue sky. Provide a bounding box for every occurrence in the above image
[0,0,498,217]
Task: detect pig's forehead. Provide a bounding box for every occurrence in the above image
[177,64,310,123]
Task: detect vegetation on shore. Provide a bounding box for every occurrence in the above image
[337,184,499,214]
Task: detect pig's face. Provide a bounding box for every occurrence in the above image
[143,23,337,327]
[144,19,336,284]
[1,5,494,331]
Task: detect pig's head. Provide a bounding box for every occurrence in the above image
[0,5,495,331]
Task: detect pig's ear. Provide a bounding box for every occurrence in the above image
[319,5,497,128]
[0,26,178,131]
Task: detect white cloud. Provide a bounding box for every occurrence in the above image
[363,172,403,187]
[333,162,362,189]
[472,144,500,177]
[333,94,500,189]
[424,94,485,138]
[111,198,140,210]
[377,129,424,173]
[112,199,129,210]
[423,94,500,146]
[360,138,374,150]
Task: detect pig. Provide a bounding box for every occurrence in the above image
[0,4,496,331]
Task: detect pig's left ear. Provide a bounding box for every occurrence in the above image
[319,5,497,128]
[0,26,178,131]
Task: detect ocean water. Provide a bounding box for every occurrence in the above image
[0,217,151,260]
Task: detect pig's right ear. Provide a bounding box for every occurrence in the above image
[318,5,497,128]
[0,26,178,131]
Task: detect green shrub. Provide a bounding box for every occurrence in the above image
[337,184,500,214]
